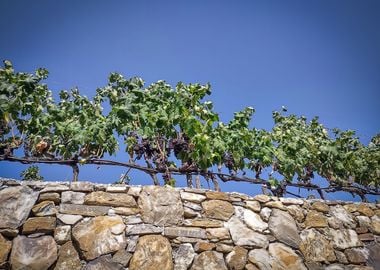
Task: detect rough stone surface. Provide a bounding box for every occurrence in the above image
[287,205,305,222]
[85,191,137,207]
[226,216,268,248]
[174,243,195,270]
[300,228,336,262]
[84,255,123,270]
[371,215,380,234]
[57,213,83,225]
[205,191,231,201]
[60,203,110,216]
[37,192,60,204]
[330,229,362,250]
[0,186,39,229]
[70,181,94,192]
[54,241,82,270]
[260,207,272,222]
[330,205,356,229]
[367,243,380,270]
[10,235,57,270]
[312,201,330,213]
[22,217,56,235]
[112,249,132,267]
[279,197,304,205]
[194,241,216,252]
[164,226,207,239]
[235,206,268,232]
[180,191,206,203]
[126,223,163,235]
[0,234,11,265]
[246,200,261,212]
[129,235,173,270]
[31,200,57,216]
[206,227,230,240]
[268,242,307,270]
[54,225,71,244]
[304,210,328,228]
[40,184,69,193]
[61,191,85,204]
[253,194,271,203]
[72,216,126,260]
[202,199,234,221]
[264,201,286,210]
[268,209,301,248]
[344,248,369,264]
[138,186,184,226]
[126,235,139,252]
[248,249,272,270]
[190,251,227,270]
[182,218,223,228]
[226,246,248,270]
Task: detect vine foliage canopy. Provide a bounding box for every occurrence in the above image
[0,61,379,201]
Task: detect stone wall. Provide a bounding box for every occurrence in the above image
[0,179,379,270]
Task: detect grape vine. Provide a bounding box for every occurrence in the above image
[0,61,379,201]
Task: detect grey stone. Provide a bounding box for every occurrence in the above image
[0,186,39,229]
[54,241,82,270]
[259,207,272,222]
[268,209,301,248]
[174,243,195,270]
[61,191,85,204]
[10,235,57,270]
[225,216,268,248]
[190,251,227,270]
[180,191,206,203]
[330,229,362,250]
[248,249,272,270]
[330,205,356,229]
[138,186,184,226]
[59,203,110,216]
[112,249,132,267]
[70,181,94,192]
[126,235,139,252]
[126,224,163,235]
[57,213,83,225]
[54,225,71,244]
[235,206,268,232]
[299,228,336,262]
[164,226,207,239]
[40,184,69,193]
[367,242,380,270]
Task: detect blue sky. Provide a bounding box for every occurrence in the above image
[1,1,379,201]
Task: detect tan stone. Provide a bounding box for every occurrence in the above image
[54,241,82,270]
[357,204,375,217]
[38,192,60,204]
[216,243,234,253]
[32,201,57,216]
[10,235,57,270]
[286,205,305,222]
[205,191,231,201]
[182,218,224,228]
[129,235,173,270]
[190,251,227,270]
[138,186,184,226]
[72,216,126,260]
[268,243,307,270]
[206,227,230,240]
[84,191,137,207]
[330,229,362,250]
[300,228,336,262]
[22,217,56,235]
[264,201,286,210]
[194,241,216,252]
[312,201,330,213]
[0,234,11,264]
[202,200,234,221]
[253,194,271,203]
[304,210,328,228]
[246,200,261,212]
[226,246,248,270]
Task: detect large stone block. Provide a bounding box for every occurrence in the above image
[268,209,301,248]
[0,186,39,229]
[84,191,137,207]
[129,235,173,270]
[138,186,184,226]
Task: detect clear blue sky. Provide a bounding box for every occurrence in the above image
[1,0,379,201]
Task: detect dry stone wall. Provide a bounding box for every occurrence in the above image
[0,179,379,270]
